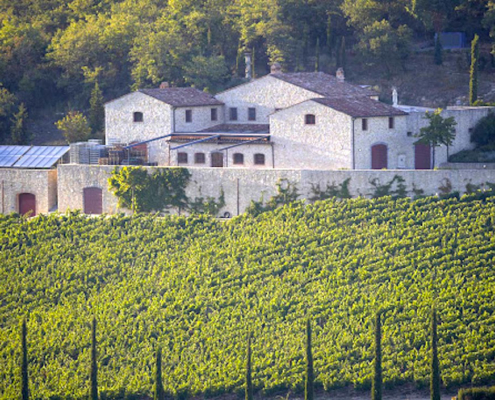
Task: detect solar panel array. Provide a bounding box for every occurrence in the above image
[0,146,69,169]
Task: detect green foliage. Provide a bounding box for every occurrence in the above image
[370,175,407,199]
[246,179,299,216]
[10,103,29,145]
[21,319,29,400]
[458,386,495,400]
[434,35,442,65]
[188,189,226,216]
[470,34,480,106]
[245,332,253,400]
[471,112,495,147]
[108,167,191,213]
[430,307,440,400]
[0,85,18,143]
[183,55,229,92]
[305,319,314,400]
[89,81,104,135]
[1,193,495,399]
[371,312,382,400]
[309,178,351,202]
[91,317,98,400]
[154,348,165,400]
[55,111,91,144]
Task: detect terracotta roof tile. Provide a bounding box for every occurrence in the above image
[313,97,408,118]
[139,88,223,107]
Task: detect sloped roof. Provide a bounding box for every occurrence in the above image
[270,72,377,99]
[199,124,270,133]
[138,88,224,107]
[313,97,408,118]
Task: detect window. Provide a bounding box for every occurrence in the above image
[178,152,188,164]
[185,109,192,123]
[233,153,244,165]
[362,118,368,131]
[133,112,143,122]
[194,152,205,164]
[389,117,394,129]
[407,131,413,137]
[305,114,316,125]
[254,153,265,165]
[211,108,218,121]
[248,107,256,121]
[229,107,238,121]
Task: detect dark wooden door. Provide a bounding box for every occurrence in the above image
[211,152,223,168]
[415,143,431,169]
[83,187,103,214]
[19,193,36,216]
[371,144,388,169]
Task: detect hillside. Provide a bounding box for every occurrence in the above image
[1,194,495,399]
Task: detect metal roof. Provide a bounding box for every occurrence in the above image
[0,146,31,167]
[12,146,69,169]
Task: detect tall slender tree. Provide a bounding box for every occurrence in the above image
[21,318,29,400]
[245,331,253,400]
[372,311,382,400]
[469,34,480,105]
[315,38,320,72]
[90,317,99,400]
[305,318,314,400]
[154,347,165,400]
[430,307,441,400]
[89,80,104,135]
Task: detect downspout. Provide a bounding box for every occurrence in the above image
[271,143,275,169]
[171,106,176,166]
[351,118,356,170]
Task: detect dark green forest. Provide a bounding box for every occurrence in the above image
[1,194,495,399]
[0,0,494,143]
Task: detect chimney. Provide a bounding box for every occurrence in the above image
[159,82,170,89]
[270,62,282,74]
[392,87,399,106]
[336,68,345,82]
[244,52,252,80]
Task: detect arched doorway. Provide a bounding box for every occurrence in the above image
[83,187,103,215]
[415,143,431,169]
[19,193,36,216]
[371,144,388,169]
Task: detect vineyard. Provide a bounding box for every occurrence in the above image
[1,194,495,399]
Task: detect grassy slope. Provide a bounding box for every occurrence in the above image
[0,195,495,399]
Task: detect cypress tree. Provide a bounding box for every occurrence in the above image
[154,347,165,400]
[371,311,382,400]
[315,38,320,72]
[245,332,253,400]
[430,307,441,400]
[326,15,333,58]
[89,81,104,135]
[434,35,443,65]
[469,34,479,105]
[305,318,314,400]
[90,317,98,400]
[21,318,29,400]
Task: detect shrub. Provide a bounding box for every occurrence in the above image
[471,112,495,147]
[458,386,495,400]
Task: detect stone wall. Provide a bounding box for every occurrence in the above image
[0,169,58,215]
[58,165,495,216]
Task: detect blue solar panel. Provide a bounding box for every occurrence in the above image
[0,146,31,167]
[12,146,69,169]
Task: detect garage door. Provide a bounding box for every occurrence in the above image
[415,143,431,169]
[19,193,36,216]
[83,187,103,214]
[371,144,388,169]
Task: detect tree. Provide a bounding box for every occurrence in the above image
[434,34,443,65]
[89,81,104,135]
[90,317,98,400]
[154,348,165,400]
[469,34,480,105]
[0,86,17,143]
[470,112,495,146]
[372,311,382,400]
[315,37,320,72]
[21,318,29,400]
[430,307,441,400]
[305,318,314,400]
[10,103,29,144]
[55,111,91,144]
[415,109,457,168]
[245,332,253,400]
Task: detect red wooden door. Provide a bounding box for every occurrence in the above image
[83,187,103,214]
[211,152,223,168]
[415,143,431,169]
[371,144,388,169]
[19,193,36,216]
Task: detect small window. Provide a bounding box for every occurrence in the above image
[233,153,244,165]
[389,117,394,129]
[194,152,205,164]
[407,131,413,137]
[211,108,218,121]
[185,109,192,123]
[229,107,238,121]
[305,114,316,125]
[362,118,368,131]
[133,112,143,122]
[178,152,188,164]
[254,153,265,165]
[248,107,256,121]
